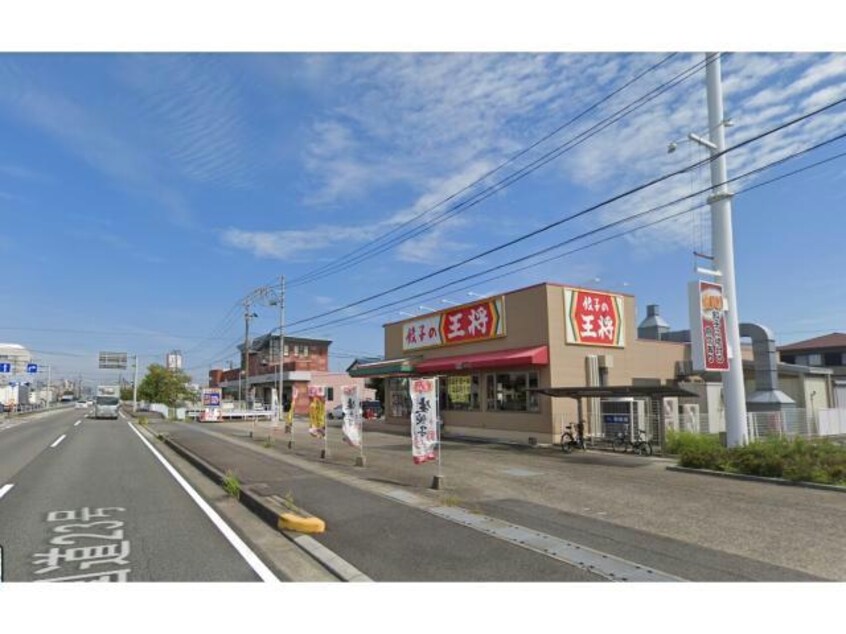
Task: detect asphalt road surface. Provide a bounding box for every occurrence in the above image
[0,408,275,582]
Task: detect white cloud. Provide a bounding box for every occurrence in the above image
[220,226,366,261]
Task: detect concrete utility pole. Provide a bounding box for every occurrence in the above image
[133,354,139,413]
[243,299,257,409]
[277,275,285,424]
[705,52,748,447]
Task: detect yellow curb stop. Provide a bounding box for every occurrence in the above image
[278,513,326,534]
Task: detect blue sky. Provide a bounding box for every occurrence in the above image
[2,51,846,386]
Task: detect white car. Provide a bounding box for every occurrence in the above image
[75,400,88,409]
[328,404,363,419]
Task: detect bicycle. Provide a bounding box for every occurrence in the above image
[560,423,585,453]
[611,426,653,456]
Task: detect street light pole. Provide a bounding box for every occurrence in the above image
[704,52,748,447]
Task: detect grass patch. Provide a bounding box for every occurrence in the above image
[440,494,461,507]
[222,470,241,499]
[674,434,846,486]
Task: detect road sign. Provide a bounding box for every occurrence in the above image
[99,352,127,370]
[0,363,11,373]
[27,363,38,373]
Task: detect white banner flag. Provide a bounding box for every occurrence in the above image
[341,385,362,448]
[409,377,439,465]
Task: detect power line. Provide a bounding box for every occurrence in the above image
[288,54,709,289]
[287,53,682,288]
[282,93,846,332]
[283,131,846,337]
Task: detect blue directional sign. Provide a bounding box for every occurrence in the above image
[0,363,11,373]
[27,363,38,374]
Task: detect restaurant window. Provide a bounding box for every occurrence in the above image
[486,371,540,412]
[440,375,480,411]
[388,378,412,418]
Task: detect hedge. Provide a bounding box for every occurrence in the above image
[667,431,846,486]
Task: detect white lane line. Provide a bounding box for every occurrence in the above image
[125,421,279,583]
[74,420,82,427]
[0,483,14,500]
[50,434,67,448]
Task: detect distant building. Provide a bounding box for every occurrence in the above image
[779,333,846,407]
[208,334,373,414]
[166,350,183,371]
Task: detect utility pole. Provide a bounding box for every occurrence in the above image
[243,299,256,409]
[133,354,139,413]
[704,52,748,447]
[284,275,294,421]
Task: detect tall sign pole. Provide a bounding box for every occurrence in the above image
[705,52,748,447]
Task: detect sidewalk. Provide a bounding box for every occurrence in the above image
[141,414,845,580]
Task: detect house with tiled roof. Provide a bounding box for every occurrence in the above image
[779,333,846,407]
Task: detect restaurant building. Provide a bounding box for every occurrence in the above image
[352,282,696,445]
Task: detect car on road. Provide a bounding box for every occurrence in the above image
[75,400,88,409]
[362,400,383,419]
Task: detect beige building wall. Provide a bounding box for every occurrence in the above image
[383,283,696,444]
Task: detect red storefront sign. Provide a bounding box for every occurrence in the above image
[689,280,729,372]
[402,298,505,351]
[564,288,625,347]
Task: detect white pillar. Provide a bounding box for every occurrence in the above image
[705,53,748,447]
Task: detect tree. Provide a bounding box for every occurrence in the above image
[137,364,194,407]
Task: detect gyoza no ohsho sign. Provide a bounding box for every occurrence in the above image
[564,288,625,347]
[409,378,438,465]
[689,280,729,372]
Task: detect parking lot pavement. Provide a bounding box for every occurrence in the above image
[143,416,845,580]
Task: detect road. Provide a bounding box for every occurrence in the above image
[150,418,836,581]
[0,407,275,582]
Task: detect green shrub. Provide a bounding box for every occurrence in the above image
[222,470,241,499]
[665,430,723,455]
[727,437,791,478]
[676,434,846,485]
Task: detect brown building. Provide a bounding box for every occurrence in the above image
[209,335,331,414]
[352,282,700,445]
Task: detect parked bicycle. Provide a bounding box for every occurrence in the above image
[560,423,586,453]
[611,425,653,456]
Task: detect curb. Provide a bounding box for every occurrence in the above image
[156,432,328,531]
[666,465,846,493]
[147,430,376,581]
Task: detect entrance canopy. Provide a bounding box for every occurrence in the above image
[415,345,549,374]
[533,385,698,399]
[348,357,416,378]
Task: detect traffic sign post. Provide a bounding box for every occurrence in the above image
[27,363,38,374]
[0,363,11,373]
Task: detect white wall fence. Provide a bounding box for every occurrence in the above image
[747,408,846,441]
[592,407,846,449]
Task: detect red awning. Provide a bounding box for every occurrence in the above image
[414,345,549,373]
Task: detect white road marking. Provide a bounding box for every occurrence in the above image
[125,421,279,583]
[0,483,14,500]
[74,420,82,427]
[50,435,67,448]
